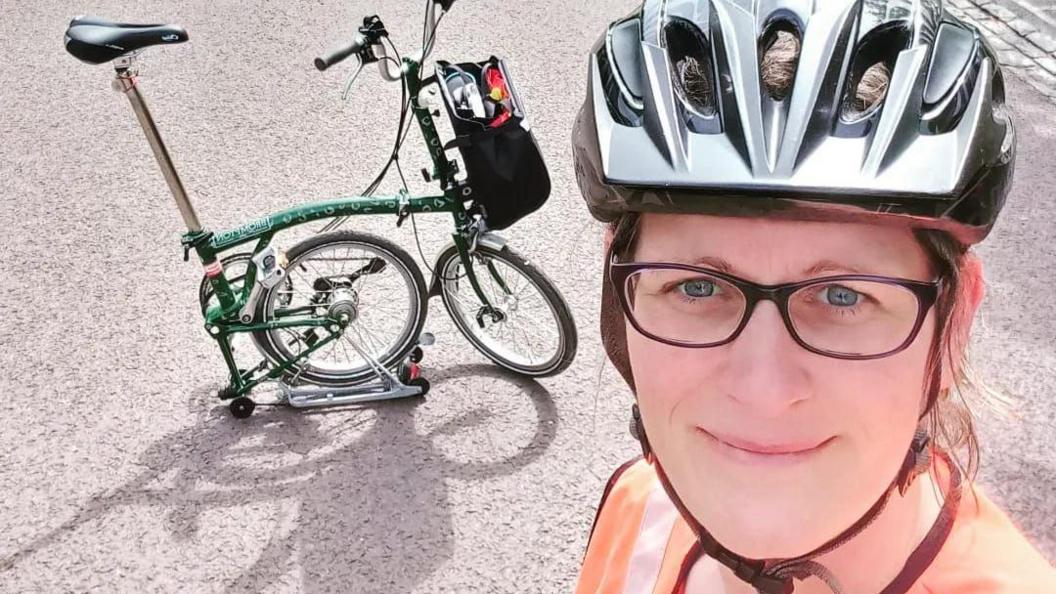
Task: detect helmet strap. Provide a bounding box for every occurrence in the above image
[896,428,932,496]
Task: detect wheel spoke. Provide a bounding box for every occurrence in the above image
[338,336,364,370]
[355,322,386,357]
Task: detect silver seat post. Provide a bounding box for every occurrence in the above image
[112,54,203,234]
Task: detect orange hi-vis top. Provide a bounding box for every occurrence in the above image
[576,457,1056,594]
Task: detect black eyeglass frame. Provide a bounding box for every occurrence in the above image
[608,255,942,361]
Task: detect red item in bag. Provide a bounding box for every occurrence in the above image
[489,111,512,128]
[484,64,514,127]
[484,66,509,99]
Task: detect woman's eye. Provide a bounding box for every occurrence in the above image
[681,279,717,298]
[822,284,860,306]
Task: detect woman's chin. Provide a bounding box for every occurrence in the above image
[701,513,823,558]
[682,486,839,559]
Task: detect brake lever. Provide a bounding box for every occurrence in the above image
[341,57,366,101]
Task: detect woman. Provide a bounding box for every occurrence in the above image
[570,1,1055,593]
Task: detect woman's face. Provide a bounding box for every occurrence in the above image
[625,213,937,559]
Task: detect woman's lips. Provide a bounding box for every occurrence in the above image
[696,427,834,466]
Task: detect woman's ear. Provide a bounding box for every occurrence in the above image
[940,252,985,392]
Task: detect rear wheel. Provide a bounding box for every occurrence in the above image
[251,231,427,386]
[435,243,576,377]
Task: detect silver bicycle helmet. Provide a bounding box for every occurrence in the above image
[572,0,1015,247]
[572,1,1015,592]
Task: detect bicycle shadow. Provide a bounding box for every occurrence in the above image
[0,364,558,593]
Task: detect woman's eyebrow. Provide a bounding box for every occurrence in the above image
[802,260,866,276]
[690,255,737,275]
[691,256,865,276]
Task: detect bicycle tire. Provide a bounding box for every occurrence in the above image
[435,242,577,377]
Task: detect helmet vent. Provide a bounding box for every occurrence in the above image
[677,55,713,113]
[845,61,891,117]
[664,17,717,117]
[759,27,801,101]
[838,21,909,125]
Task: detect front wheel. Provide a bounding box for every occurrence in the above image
[435,243,576,377]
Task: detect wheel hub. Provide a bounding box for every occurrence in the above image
[327,287,359,322]
[476,305,507,328]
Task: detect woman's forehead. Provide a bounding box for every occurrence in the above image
[632,213,932,280]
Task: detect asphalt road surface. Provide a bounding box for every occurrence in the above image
[1,1,1053,592]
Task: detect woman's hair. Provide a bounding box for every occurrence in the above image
[605,32,1010,483]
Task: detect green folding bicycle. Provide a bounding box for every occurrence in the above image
[63,0,577,418]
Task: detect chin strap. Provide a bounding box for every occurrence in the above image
[630,404,959,594]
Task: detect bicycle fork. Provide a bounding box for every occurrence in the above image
[449,231,513,328]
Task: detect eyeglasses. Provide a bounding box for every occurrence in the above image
[608,255,941,360]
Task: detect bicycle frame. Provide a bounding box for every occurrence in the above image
[112,49,508,396]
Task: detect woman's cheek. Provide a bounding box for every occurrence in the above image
[866,374,926,484]
[626,326,703,450]
[846,338,932,468]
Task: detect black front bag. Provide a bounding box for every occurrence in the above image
[437,57,551,230]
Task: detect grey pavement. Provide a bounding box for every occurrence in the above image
[951,0,1056,98]
[1,1,1054,593]
[980,0,1056,37]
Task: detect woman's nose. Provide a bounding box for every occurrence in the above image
[720,300,811,416]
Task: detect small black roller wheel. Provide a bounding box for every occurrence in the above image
[410,346,424,363]
[408,377,430,397]
[229,397,256,419]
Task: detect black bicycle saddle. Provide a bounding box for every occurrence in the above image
[64,16,189,65]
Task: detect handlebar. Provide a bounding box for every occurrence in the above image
[314,33,367,71]
[315,0,452,78]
